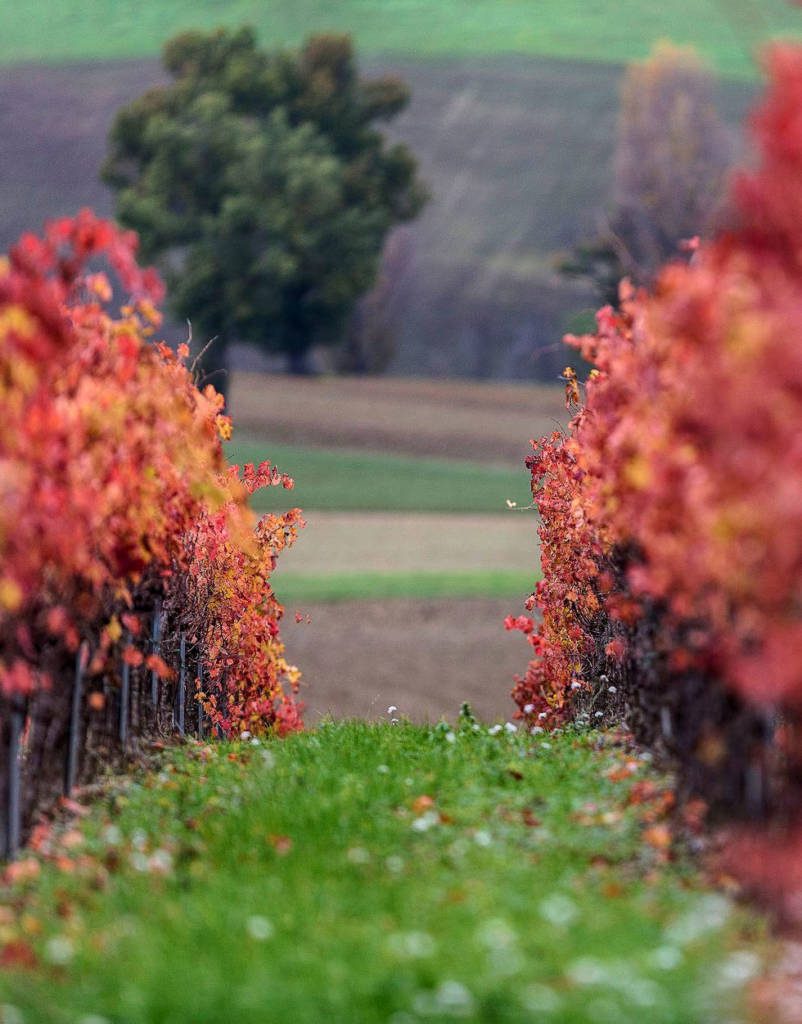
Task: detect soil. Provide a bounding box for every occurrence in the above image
[231,372,566,464]
[283,597,529,725]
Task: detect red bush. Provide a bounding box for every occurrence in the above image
[512,45,802,820]
[0,209,303,738]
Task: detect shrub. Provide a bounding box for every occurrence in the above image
[0,211,302,852]
[511,44,802,824]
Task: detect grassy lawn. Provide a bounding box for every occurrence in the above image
[228,439,532,514]
[272,568,536,604]
[2,0,799,76]
[0,721,765,1023]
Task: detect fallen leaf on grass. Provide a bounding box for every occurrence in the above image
[639,791,676,824]
[3,858,40,885]
[60,830,84,850]
[59,798,89,817]
[20,914,41,936]
[28,822,53,853]
[0,939,37,969]
[267,834,293,856]
[643,824,672,851]
[627,780,660,805]
[606,760,640,782]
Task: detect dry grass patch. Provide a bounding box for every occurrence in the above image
[275,511,536,576]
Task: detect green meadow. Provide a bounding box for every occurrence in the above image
[1,0,799,77]
[0,722,766,1023]
[228,440,531,515]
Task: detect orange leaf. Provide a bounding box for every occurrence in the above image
[643,824,672,850]
[122,646,143,667]
[0,940,38,969]
[267,834,293,856]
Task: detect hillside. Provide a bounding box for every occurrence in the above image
[0,54,756,381]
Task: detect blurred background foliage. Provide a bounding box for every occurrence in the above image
[1,1,795,383]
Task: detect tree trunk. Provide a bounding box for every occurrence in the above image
[287,347,312,376]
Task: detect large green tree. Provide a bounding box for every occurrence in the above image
[102,27,426,386]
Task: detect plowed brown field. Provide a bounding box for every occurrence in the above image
[233,374,545,721]
[283,597,528,725]
[230,372,565,464]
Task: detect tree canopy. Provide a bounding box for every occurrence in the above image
[560,42,732,305]
[103,27,427,383]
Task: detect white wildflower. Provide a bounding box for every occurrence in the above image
[411,810,439,832]
[522,984,562,1014]
[246,915,274,941]
[44,936,74,966]
[539,893,579,927]
[148,849,173,875]
[433,980,475,1017]
[101,824,121,846]
[717,951,761,987]
[388,931,436,959]
[346,846,370,865]
[129,851,149,873]
[649,946,683,971]
[566,957,607,985]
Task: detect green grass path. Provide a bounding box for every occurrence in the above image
[0,721,765,1022]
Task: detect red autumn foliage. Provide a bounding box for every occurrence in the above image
[512,44,802,828]
[0,209,303,738]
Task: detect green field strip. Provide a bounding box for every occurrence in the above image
[228,439,532,514]
[1,1,799,78]
[272,569,537,604]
